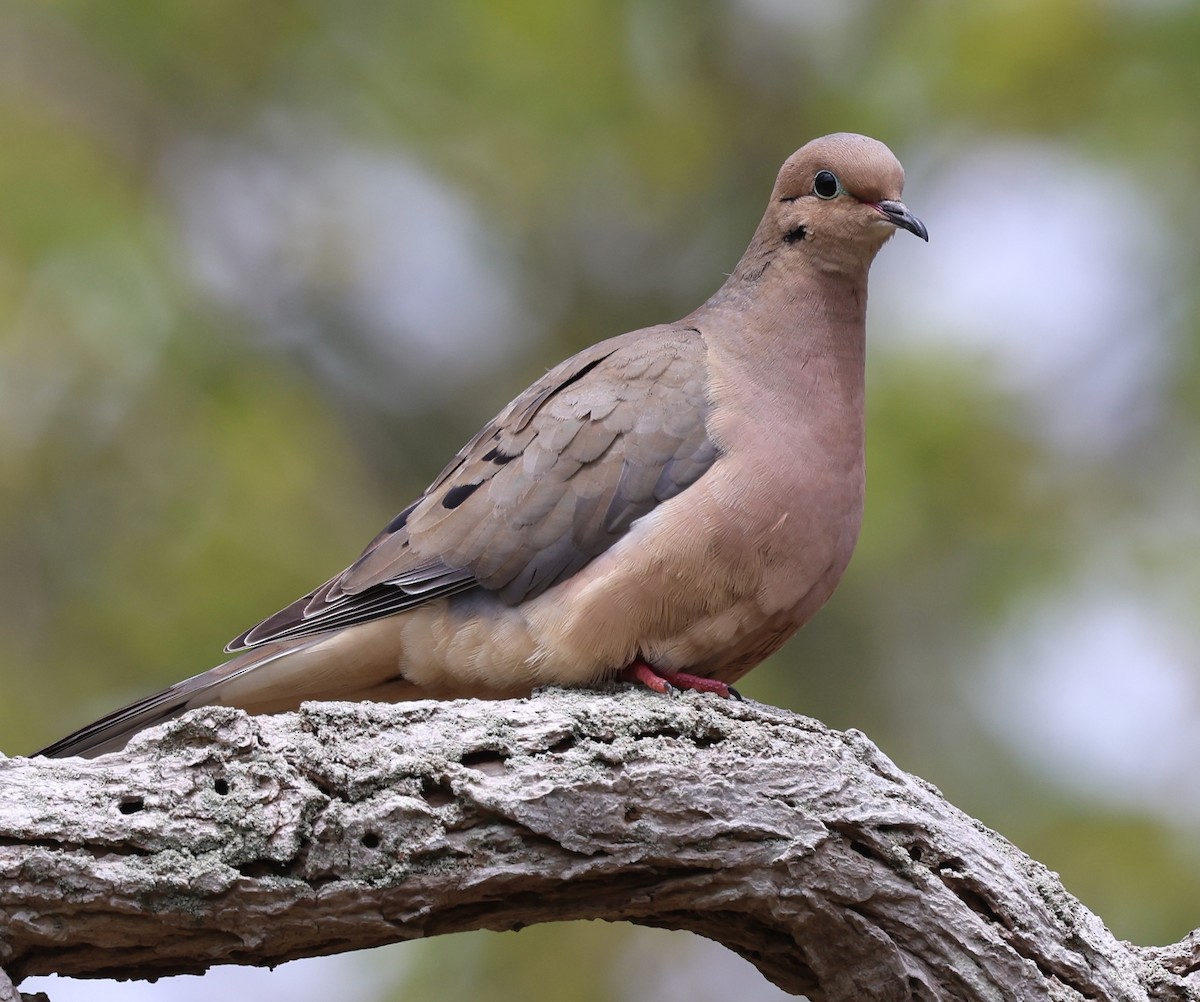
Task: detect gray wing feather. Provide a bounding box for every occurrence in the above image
[227,325,719,652]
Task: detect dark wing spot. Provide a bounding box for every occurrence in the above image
[383,501,418,534]
[481,447,516,465]
[513,352,615,433]
[556,355,607,393]
[442,482,482,510]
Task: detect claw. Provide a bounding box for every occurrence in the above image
[618,660,738,699]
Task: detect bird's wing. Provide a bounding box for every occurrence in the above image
[227,324,720,651]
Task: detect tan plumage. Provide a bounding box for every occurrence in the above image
[37,133,927,758]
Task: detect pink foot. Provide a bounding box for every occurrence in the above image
[618,660,742,700]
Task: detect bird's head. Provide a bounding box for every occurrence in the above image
[767,133,927,274]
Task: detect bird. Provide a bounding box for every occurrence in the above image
[36,132,927,758]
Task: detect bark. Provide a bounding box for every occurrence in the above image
[0,689,1197,1001]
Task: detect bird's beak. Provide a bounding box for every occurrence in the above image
[874,199,928,242]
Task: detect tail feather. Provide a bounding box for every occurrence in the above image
[35,682,209,758]
[34,614,483,758]
[34,641,316,759]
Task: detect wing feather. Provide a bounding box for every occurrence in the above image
[227,324,719,652]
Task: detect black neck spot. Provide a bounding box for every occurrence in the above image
[783,225,807,244]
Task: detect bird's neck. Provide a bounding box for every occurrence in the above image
[693,263,870,377]
[691,262,869,495]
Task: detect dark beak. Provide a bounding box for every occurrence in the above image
[875,199,928,242]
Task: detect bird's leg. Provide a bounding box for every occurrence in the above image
[619,660,673,694]
[618,659,742,700]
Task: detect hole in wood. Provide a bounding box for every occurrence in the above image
[420,776,454,807]
[460,749,509,775]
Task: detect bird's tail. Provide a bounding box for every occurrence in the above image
[34,639,324,759]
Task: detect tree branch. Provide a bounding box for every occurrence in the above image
[1,690,1197,1001]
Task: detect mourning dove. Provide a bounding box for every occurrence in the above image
[37,133,926,758]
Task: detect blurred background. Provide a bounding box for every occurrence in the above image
[3,0,1200,999]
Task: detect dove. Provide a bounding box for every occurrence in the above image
[36,132,926,758]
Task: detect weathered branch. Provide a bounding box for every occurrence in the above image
[0,689,1197,1001]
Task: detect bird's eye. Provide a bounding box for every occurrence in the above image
[813,170,840,199]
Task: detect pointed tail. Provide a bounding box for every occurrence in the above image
[34,640,318,758]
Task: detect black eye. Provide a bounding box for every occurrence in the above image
[813,170,839,199]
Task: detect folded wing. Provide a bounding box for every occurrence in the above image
[227,325,720,652]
